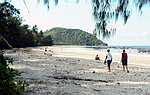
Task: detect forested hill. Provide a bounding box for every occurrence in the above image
[44,27,107,46]
[0,2,53,49]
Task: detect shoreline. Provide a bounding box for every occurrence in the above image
[7,46,150,95]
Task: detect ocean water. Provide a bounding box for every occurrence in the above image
[44,45,150,57]
[85,45,150,54]
[85,45,150,49]
[111,46,150,49]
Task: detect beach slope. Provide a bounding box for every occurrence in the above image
[7,46,150,95]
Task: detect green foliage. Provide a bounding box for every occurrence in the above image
[44,27,107,46]
[0,2,53,49]
[40,35,53,46]
[0,52,27,95]
[38,0,150,38]
[89,0,150,37]
[4,0,150,38]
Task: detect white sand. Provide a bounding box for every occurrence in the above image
[7,45,150,95]
[47,45,150,66]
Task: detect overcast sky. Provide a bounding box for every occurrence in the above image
[9,0,150,46]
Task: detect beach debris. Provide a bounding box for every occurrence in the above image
[48,75,111,83]
[72,81,81,86]
[93,88,102,92]
[92,71,96,73]
[116,82,120,85]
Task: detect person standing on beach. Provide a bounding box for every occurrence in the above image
[104,49,112,72]
[121,50,129,73]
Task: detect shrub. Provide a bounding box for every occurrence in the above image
[0,51,27,95]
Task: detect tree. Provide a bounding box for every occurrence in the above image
[0,2,52,48]
[40,35,53,46]
[3,0,150,38]
[0,50,27,95]
[0,2,20,48]
[37,0,150,38]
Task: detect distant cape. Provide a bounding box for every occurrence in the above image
[44,27,107,46]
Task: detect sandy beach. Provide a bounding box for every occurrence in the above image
[7,45,150,95]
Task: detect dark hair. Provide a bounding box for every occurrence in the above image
[123,49,125,52]
[107,49,110,52]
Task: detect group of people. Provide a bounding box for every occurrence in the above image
[44,48,53,56]
[95,49,129,73]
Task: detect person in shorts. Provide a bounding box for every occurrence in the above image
[121,49,129,73]
[105,49,112,72]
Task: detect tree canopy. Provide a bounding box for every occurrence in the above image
[2,0,150,38]
[0,2,53,49]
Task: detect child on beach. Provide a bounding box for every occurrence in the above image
[95,54,100,60]
[104,49,112,72]
[121,49,129,73]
